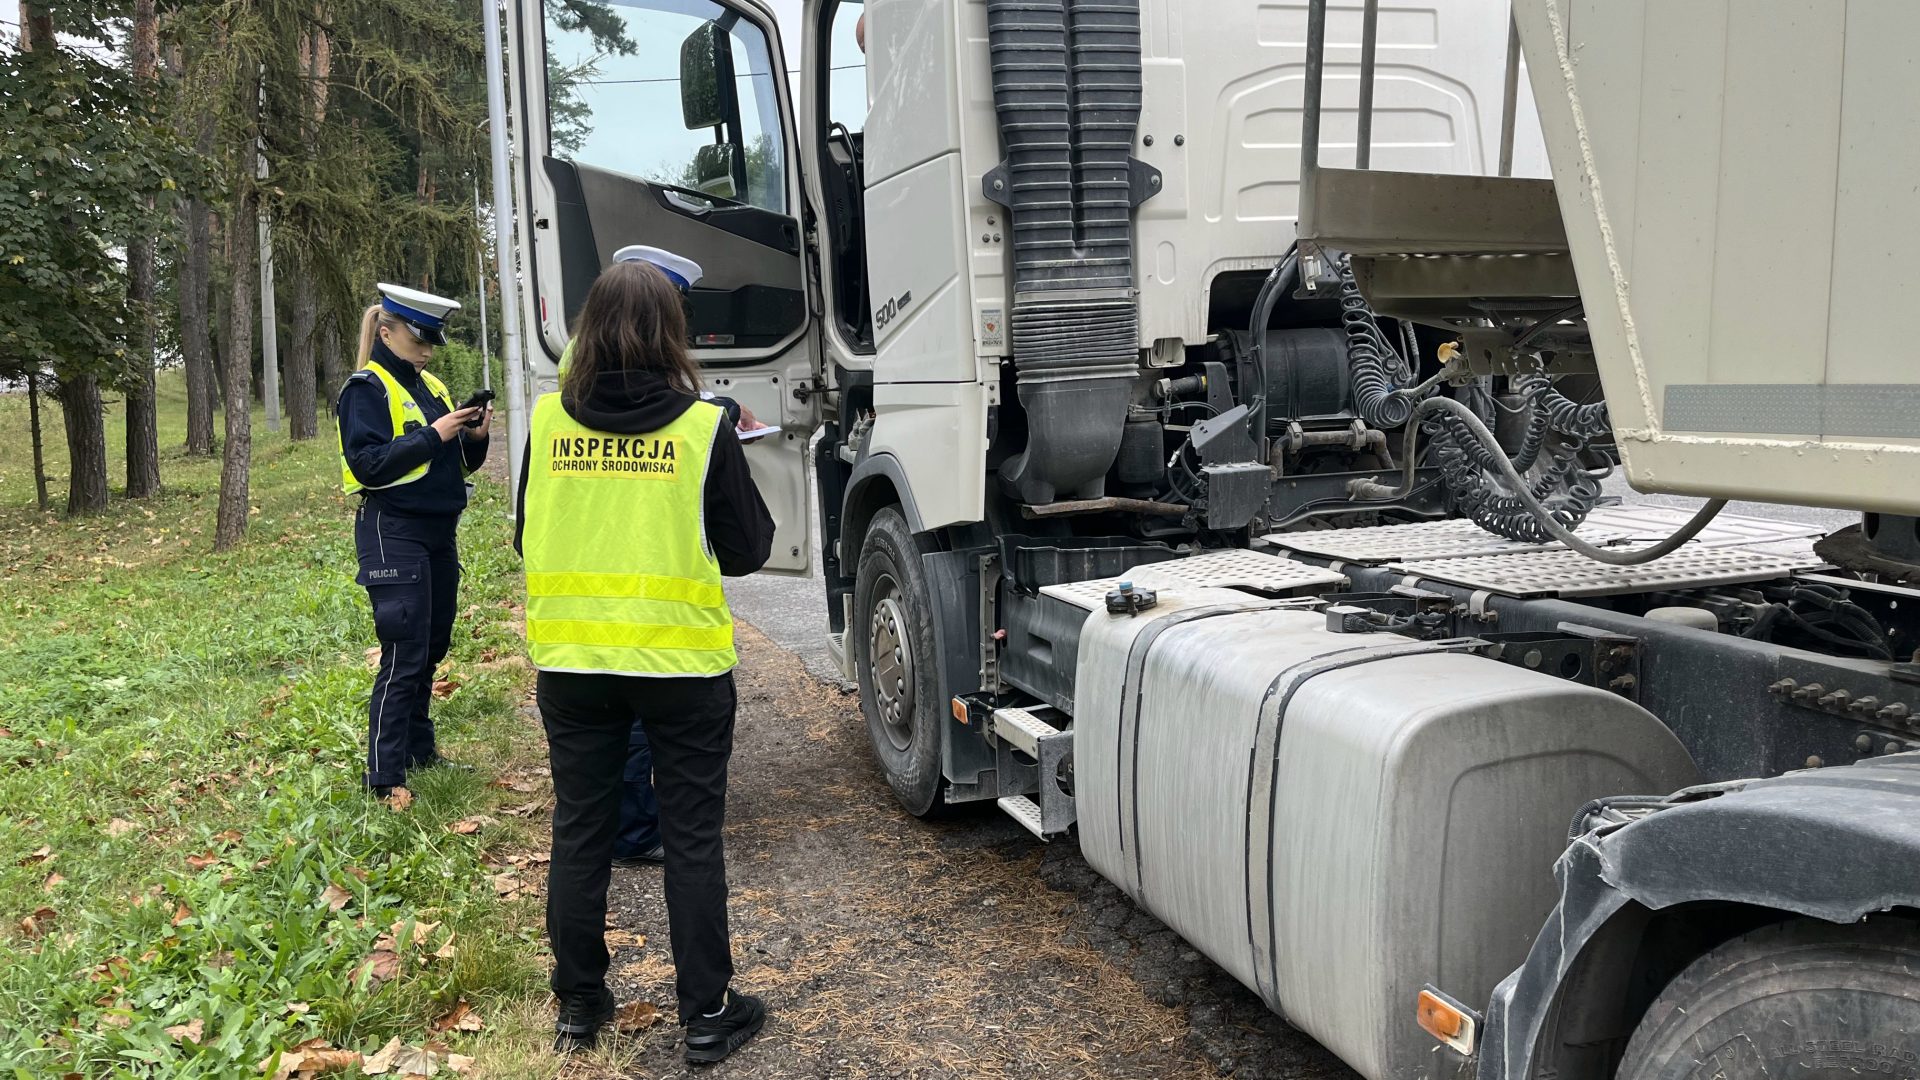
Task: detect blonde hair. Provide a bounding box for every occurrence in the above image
[355,304,412,369]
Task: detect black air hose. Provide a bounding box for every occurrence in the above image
[1354,395,1728,564]
[1337,257,1423,428]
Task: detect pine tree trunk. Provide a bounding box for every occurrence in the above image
[216,151,260,551]
[286,249,320,440]
[123,0,162,497]
[27,372,51,512]
[319,310,345,416]
[179,195,217,454]
[59,373,111,515]
[177,59,218,456]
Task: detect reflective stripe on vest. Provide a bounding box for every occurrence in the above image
[338,364,455,495]
[520,393,735,676]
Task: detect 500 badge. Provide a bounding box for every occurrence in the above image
[874,289,914,333]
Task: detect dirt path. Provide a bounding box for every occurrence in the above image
[569,622,1357,1080]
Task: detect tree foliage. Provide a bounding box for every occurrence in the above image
[0,22,191,389]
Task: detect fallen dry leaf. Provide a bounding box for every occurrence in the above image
[346,866,370,882]
[211,829,243,845]
[430,1000,484,1034]
[614,1000,660,1033]
[448,817,485,836]
[164,1017,205,1044]
[364,646,383,669]
[364,1030,443,1068]
[19,906,56,939]
[320,884,352,911]
[105,818,137,838]
[0,727,12,739]
[261,1037,361,1080]
[500,799,545,818]
[355,949,401,989]
[604,929,647,949]
[43,872,64,891]
[18,845,51,866]
[91,956,131,983]
[431,933,458,961]
[184,851,219,870]
[98,1010,133,1030]
[385,787,415,812]
[490,873,522,898]
[430,679,459,699]
[285,1002,311,1015]
[171,902,193,927]
[391,918,441,948]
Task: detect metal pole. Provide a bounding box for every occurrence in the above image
[474,181,491,393]
[257,110,280,433]
[1356,0,1379,170]
[258,211,280,433]
[483,0,528,508]
[1301,0,1327,179]
[1498,10,1521,177]
[1298,0,1329,287]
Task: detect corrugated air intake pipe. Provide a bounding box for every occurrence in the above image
[985,0,1157,505]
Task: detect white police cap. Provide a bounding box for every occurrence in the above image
[377,282,462,345]
[612,245,704,292]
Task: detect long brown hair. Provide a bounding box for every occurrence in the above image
[563,261,701,403]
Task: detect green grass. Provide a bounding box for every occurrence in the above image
[0,373,556,1077]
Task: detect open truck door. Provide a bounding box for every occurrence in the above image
[511,0,818,574]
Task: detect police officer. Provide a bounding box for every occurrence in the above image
[515,252,774,1062]
[338,284,492,801]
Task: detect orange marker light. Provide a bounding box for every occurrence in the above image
[951,697,969,723]
[1416,987,1477,1056]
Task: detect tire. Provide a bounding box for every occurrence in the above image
[1617,917,1920,1080]
[851,506,946,816]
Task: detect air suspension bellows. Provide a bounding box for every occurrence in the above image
[986,0,1152,504]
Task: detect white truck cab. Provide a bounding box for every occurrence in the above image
[504,3,1920,1078]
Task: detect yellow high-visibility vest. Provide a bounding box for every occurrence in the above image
[338,364,456,495]
[521,393,736,676]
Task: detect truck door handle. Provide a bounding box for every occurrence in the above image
[662,190,713,218]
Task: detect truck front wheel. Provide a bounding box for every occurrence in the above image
[1617,917,1920,1079]
[852,506,944,816]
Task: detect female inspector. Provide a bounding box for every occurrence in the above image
[514,255,774,1062]
[337,284,492,801]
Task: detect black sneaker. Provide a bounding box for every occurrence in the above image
[612,844,666,869]
[553,988,616,1053]
[684,989,766,1064]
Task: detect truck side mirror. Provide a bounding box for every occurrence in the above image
[688,142,741,200]
[679,21,734,131]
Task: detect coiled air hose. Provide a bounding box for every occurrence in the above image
[1354,395,1727,565]
[1339,257,1424,428]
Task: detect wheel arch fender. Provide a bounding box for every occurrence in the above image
[843,451,926,565]
[1483,761,1920,1080]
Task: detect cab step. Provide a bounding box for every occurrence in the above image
[997,795,1048,839]
[989,706,1076,838]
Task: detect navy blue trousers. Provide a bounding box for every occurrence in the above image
[619,723,662,858]
[354,504,460,788]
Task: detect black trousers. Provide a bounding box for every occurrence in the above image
[538,669,737,1022]
[353,504,460,788]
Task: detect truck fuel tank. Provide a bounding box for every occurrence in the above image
[1066,583,1699,1080]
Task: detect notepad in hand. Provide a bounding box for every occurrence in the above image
[738,425,782,443]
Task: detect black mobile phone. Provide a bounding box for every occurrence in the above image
[460,389,495,427]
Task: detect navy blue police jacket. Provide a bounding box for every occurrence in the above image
[337,343,490,517]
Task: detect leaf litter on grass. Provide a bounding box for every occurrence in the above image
[0,401,551,1076]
